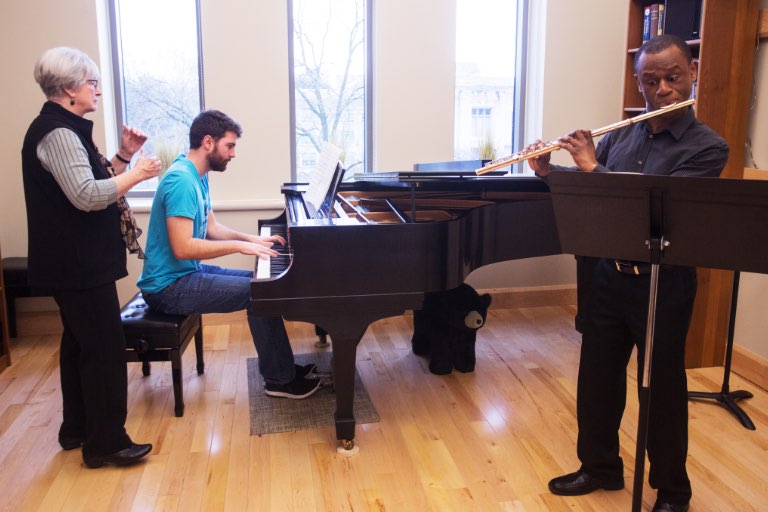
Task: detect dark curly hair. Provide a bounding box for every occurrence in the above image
[634,34,693,72]
[189,109,243,149]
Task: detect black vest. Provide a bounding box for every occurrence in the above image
[21,101,127,290]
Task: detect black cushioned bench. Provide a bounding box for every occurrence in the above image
[1,256,52,338]
[121,292,204,417]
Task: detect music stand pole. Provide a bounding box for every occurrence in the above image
[687,271,755,430]
[631,236,665,512]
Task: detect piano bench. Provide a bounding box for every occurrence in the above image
[121,292,204,417]
[2,256,53,338]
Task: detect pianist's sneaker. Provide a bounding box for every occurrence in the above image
[296,362,318,379]
[265,374,321,399]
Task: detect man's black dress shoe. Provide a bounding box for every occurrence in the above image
[83,443,152,468]
[548,470,624,496]
[652,501,689,512]
[59,436,85,451]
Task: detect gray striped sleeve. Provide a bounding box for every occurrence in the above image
[37,128,118,212]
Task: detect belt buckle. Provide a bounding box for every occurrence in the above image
[615,260,640,275]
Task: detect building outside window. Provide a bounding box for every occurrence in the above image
[455,0,523,167]
[108,0,204,194]
[289,0,371,183]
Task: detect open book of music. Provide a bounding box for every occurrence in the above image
[303,143,345,219]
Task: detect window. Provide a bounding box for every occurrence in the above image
[455,0,526,169]
[108,0,204,194]
[289,0,372,183]
[471,107,492,138]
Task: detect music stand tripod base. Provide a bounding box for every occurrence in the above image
[688,389,755,430]
[687,271,756,431]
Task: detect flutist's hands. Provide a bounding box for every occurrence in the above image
[558,129,598,172]
[526,139,551,177]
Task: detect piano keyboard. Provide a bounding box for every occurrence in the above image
[255,225,291,279]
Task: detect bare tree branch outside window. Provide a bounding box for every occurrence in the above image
[292,0,366,181]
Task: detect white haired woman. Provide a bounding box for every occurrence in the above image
[21,46,160,468]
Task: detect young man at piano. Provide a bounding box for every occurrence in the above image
[527,35,728,512]
[137,109,321,399]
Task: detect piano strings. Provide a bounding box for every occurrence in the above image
[475,99,696,175]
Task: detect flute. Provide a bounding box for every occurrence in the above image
[475,98,695,175]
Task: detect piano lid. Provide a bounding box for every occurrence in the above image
[353,169,508,182]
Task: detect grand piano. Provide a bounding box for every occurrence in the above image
[250,169,561,451]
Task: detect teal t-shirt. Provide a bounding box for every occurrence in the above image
[137,155,210,294]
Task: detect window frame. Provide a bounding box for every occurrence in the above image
[106,0,206,198]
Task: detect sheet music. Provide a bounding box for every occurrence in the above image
[304,143,342,212]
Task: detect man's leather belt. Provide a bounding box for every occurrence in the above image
[614,260,651,275]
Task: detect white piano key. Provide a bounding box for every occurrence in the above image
[255,226,271,279]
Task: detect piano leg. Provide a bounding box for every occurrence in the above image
[301,309,408,454]
[279,293,424,454]
[314,325,330,348]
[330,327,365,451]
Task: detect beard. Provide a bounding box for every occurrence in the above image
[208,151,230,172]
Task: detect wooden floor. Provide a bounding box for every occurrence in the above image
[1,303,767,511]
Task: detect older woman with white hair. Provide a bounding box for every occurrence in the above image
[21,46,160,468]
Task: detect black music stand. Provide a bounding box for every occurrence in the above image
[687,270,755,430]
[548,171,768,512]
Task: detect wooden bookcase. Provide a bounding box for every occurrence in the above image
[0,247,11,373]
[623,1,760,368]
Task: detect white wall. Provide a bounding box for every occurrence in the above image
[734,0,768,359]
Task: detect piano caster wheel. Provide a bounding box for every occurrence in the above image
[336,439,358,457]
[315,334,329,348]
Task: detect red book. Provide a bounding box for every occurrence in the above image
[649,4,659,40]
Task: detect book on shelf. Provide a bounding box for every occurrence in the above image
[649,4,660,40]
[657,3,665,36]
[664,0,703,41]
[643,6,651,42]
[642,3,666,43]
[690,57,699,100]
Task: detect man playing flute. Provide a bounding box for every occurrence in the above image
[529,34,728,512]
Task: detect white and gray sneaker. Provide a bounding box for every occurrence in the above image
[265,374,321,399]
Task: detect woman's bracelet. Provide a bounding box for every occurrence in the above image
[115,152,132,164]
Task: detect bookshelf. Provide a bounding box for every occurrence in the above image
[0,247,10,373]
[623,1,760,368]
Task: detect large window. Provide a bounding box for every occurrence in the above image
[289,0,371,183]
[455,0,526,170]
[108,0,204,193]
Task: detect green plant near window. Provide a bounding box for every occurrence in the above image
[152,138,185,177]
[479,133,496,160]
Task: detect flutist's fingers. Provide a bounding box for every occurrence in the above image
[559,129,598,172]
[526,139,552,176]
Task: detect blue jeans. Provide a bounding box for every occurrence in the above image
[142,264,295,385]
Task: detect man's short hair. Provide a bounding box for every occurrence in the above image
[634,34,693,72]
[189,110,243,149]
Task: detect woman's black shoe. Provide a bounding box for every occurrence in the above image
[83,443,152,468]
